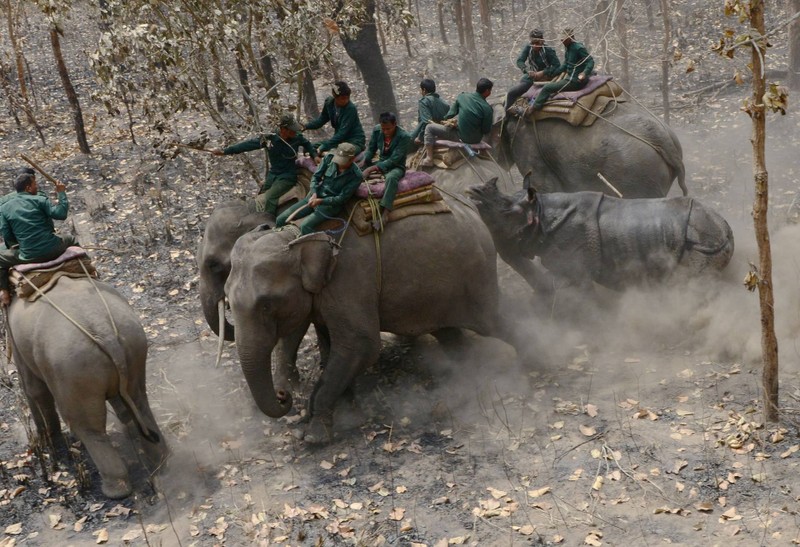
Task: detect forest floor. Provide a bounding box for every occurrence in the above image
[2,3,800,546]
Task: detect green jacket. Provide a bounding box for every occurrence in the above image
[309,154,363,209]
[444,91,494,145]
[516,43,561,83]
[305,97,366,152]
[0,191,69,260]
[223,132,316,182]
[554,41,595,84]
[363,125,412,173]
[411,93,450,140]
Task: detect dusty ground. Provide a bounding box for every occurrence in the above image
[2,2,800,546]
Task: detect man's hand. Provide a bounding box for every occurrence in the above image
[414,137,421,145]
[578,73,586,81]
[0,289,10,306]
[362,165,379,179]
[314,154,323,165]
[308,194,323,208]
[55,182,66,192]
[209,149,224,156]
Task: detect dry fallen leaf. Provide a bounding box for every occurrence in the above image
[585,404,598,417]
[518,524,535,535]
[389,507,405,521]
[696,501,714,512]
[527,487,551,498]
[487,487,507,499]
[94,529,109,544]
[579,424,596,437]
[320,460,334,470]
[4,523,22,535]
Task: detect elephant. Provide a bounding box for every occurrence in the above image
[416,154,516,195]
[490,101,688,198]
[225,195,506,443]
[8,277,168,499]
[468,180,733,292]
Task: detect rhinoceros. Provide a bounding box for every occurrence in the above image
[467,179,734,292]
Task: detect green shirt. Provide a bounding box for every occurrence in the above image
[363,125,412,173]
[411,93,450,140]
[444,91,494,145]
[305,97,366,152]
[309,155,363,208]
[223,132,316,183]
[515,43,561,83]
[554,41,595,83]
[0,191,69,260]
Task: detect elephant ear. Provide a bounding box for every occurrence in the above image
[291,234,337,294]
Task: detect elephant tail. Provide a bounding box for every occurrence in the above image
[104,338,161,444]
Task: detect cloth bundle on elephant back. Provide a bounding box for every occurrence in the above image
[407,143,516,196]
[491,98,687,198]
[468,180,734,293]
[7,277,168,499]
[514,75,626,127]
[9,246,96,299]
[225,193,514,444]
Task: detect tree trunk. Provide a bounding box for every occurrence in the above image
[375,0,388,55]
[644,0,655,29]
[749,0,779,423]
[453,0,465,47]
[0,60,21,127]
[437,0,449,44]
[258,51,279,99]
[462,0,476,53]
[340,0,397,119]
[50,26,90,154]
[788,0,800,90]
[615,0,630,90]
[478,0,492,52]
[659,0,671,124]
[301,68,320,120]
[402,23,413,57]
[235,54,255,118]
[5,0,45,143]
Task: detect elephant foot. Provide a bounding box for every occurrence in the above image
[101,476,133,500]
[303,415,333,445]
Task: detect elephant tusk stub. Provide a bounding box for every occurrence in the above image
[216,298,226,367]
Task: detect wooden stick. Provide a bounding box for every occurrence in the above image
[19,154,60,185]
[284,202,311,224]
[596,172,623,198]
[174,143,216,154]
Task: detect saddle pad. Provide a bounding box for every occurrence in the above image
[350,201,452,236]
[13,246,87,273]
[355,170,435,199]
[358,186,443,220]
[523,74,616,102]
[11,257,98,300]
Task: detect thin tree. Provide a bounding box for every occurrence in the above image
[478,0,492,52]
[462,0,476,53]
[437,0,449,44]
[789,0,800,89]
[49,22,90,153]
[615,0,630,89]
[719,0,786,422]
[660,0,671,123]
[453,0,466,47]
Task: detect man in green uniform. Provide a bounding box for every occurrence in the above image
[0,170,77,306]
[303,81,366,159]
[505,29,561,113]
[211,114,316,216]
[410,79,450,145]
[361,112,412,230]
[276,143,363,235]
[531,28,595,111]
[420,77,494,167]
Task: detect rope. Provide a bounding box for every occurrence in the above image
[457,149,487,185]
[363,187,383,293]
[433,183,477,212]
[79,260,118,338]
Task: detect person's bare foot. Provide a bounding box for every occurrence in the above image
[419,157,433,167]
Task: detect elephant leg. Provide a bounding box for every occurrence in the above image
[305,332,380,444]
[314,323,331,369]
[432,327,470,361]
[109,392,168,473]
[16,365,67,455]
[273,321,309,395]
[63,397,132,499]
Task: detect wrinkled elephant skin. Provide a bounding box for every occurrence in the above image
[469,180,733,291]
[8,278,168,499]
[225,196,504,444]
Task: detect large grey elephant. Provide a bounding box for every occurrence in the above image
[225,196,506,444]
[468,179,733,292]
[416,155,516,195]
[8,277,168,499]
[491,102,687,198]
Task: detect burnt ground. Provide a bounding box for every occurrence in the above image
[2,2,800,546]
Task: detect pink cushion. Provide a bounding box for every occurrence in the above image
[523,74,614,102]
[356,170,435,199]
[296,157,317,172]
[13,246,88,273]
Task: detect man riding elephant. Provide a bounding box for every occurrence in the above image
[303,81,366,160]
[505,29,561,114]
[211,114,316,216]
[360,112,412,230]
[531,28,595,111]
[410,79,450,146]
[276,143,363,235]
[420,77,494,167]
[0,170,77,306]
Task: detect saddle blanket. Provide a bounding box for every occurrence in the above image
[10,246,97,301]
[356,170,435,199]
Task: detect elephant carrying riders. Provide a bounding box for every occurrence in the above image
[531,28,595,111]
[303,81,366,161]
[0,169,78,306]
[420,77,495,167]
[360,112,413,230]
[410,79,450,147]
[212,114,317,217]
[506,29,561,115]
[276,142,363,235]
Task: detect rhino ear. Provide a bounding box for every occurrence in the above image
[299,241,336,294]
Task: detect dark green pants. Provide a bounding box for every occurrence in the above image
[379,167,406,210]
[255,173,296,215]
[0,235,78,290]
[276,200,343,235]
[532,78,586,110]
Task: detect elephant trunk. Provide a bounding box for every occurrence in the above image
[237,328,293,418]
[200,279,235,341]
